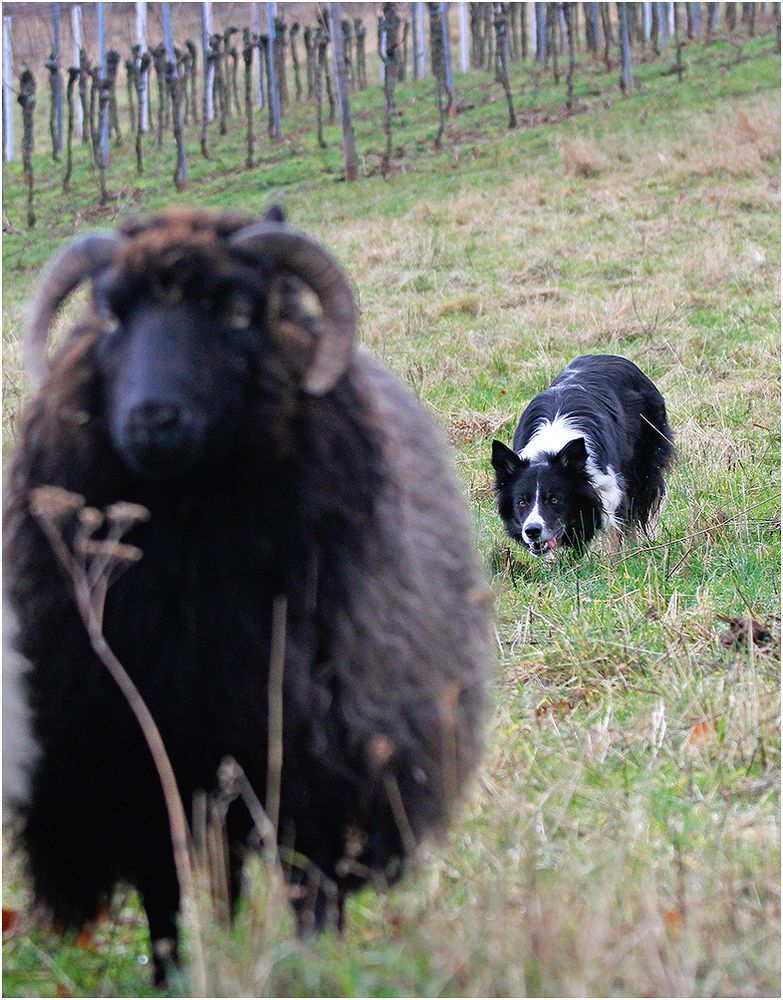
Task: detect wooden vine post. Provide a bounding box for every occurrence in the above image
[273,16,288,109]
[242,28,255,168]
[18,69,36,227]
[411,2,422,77]
[133,48,151,172]
[427,2,447,148]
[125,55,136,128]
[618,2,634,94]
[399,18,409,80]
[458,2,470,71]
[135,1,149,132]
[162,1,188,191]
[354,17,368,87]
[3,15,14,163]
[672,1,684,82]
[78,47,91,151]
[379,2,400,177]
[328,2,358,181]
[322,14,336,122]
[96,2,110,202]
[200,2,214,122]
[493,3,516,127]
[315,25,327,148]
[290,23,303,99]
[224,26,239,116]
[253,3,266,107]
[201,40,217,156]
[63,65,79,191]
[187,40,198,123]
[49,3,64,160]
[304,26,316,96]
[440,3,456,112]
[340,19,354,90]
[266,2,281,138]
[152,44,167,145]
[563,1,576,109]
[106,49,122,144]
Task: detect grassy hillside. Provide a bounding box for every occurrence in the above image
[3,31,780,998]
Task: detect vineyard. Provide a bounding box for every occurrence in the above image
[2,3,781,999]
[2,3,780,221]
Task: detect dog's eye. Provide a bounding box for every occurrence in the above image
[518,496,530,508]
[549,496,559,506]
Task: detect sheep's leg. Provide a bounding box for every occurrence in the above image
[138,867,180,988]
[288,864,345,936]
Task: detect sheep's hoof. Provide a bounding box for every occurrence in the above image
[291,880,345,938]
[152,936,179,989]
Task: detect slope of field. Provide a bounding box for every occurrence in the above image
[2,32,780,999]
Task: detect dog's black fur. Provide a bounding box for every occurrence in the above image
[492,355,673,556]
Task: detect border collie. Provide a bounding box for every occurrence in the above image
[491,355,673,557]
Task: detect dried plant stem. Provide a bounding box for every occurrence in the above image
[33,499,206,997]
[78,598,205,995]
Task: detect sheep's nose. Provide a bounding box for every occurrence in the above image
[524,524,542,540]
[128,402,182,433]
[119,402,198,478]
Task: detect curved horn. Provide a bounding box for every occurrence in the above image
[24,231,124,391]
[229,223,357,395]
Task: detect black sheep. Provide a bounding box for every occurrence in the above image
[3,207,492,985]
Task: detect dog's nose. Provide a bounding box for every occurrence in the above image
[525,524,542,540]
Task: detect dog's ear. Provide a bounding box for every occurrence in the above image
[492,440,526,484]
[553,437,588,470]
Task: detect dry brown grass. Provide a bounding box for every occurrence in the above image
[668,101,781,179]
[559,136,610,178]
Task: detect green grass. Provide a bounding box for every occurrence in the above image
[3,28,780,998]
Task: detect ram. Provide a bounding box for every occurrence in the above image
[4,207,492,985]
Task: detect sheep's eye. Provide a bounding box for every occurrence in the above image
[225,293,255,330]
[96,301,121,335]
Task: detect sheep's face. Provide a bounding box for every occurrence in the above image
[94,257,270,479]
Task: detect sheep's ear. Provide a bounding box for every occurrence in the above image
[553,437,588,470]
[491,440,526,484]
[262,204,286,224]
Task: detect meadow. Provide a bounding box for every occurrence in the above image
[2,26,780,998]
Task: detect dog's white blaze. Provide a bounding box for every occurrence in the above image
[522,486,544,537]
[518,412,624,529]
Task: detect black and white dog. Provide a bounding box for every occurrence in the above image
[491,355,673,557]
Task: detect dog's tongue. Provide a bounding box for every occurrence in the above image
[546,536,558,550]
